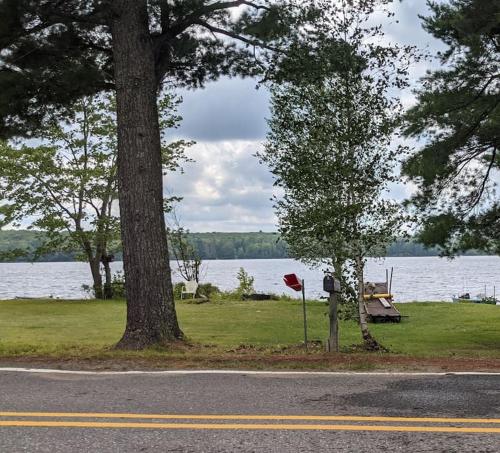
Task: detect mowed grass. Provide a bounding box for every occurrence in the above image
[0,299,499,359]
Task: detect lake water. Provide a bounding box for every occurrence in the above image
[1,256,499,302]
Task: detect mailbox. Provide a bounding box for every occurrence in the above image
[323,274,336,293]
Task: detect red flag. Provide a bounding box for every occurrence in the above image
[283,273,302,292]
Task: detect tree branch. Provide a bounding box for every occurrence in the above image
[193,20,281,53]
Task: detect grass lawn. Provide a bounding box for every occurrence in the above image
[0,299,499,365]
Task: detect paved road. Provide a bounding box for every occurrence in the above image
[0,369,498,452]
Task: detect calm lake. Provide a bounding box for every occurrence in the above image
[1,256,499,302]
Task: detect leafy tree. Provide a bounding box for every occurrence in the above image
[403,0,500,256]
[0,0,306,348]
[260,0,412,350]
[0,92,190,299]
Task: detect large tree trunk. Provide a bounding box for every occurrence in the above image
[355,257,382,351]
[111,0,182,349]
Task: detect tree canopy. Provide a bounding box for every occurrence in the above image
[403,0,500,256]
[0,0,303,137]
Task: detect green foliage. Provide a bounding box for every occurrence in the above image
[188,232,289,260]
[261,0,412,310]
[110,271,126,299]
[403,0,500,256]
[173,281,220,300]
[0,230,490,262]
[0,95,121,264]
[197,282,221,299]
[173,282,185,299]
[0,1,309,139]
[236,267,255,296]
[0,92,190,297]
[82,271,125,299]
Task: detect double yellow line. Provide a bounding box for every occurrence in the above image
[0,412,499,434]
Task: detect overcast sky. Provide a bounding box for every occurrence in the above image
[165,0,446,232]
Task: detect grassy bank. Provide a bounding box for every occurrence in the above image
[0,299,499,367]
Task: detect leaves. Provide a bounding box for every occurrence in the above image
[0,0,309,138]
[261,0,410,299]
[0,91,191,264]
[403,0,500,256]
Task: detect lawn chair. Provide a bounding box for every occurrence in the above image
[181,280,198,299]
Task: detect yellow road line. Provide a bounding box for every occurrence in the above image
[0,412,499,424]
[0,420,499,433]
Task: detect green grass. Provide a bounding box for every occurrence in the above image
[0,299,499,361]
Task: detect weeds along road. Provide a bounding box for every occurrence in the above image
[0,369,498,452]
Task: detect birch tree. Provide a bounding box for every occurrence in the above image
[261,0,412,350]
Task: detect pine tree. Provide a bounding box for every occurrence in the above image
[403,0,500,256]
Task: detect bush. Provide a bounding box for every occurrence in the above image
[81,271,126,300]
[174,281,220,299]
[236,267,255,296]
[110,271,126,299]
[198,282,220,298]
[173,282,184,299]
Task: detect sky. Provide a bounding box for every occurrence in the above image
[164,0,446,232]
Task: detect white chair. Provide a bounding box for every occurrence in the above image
[181,280,198,299]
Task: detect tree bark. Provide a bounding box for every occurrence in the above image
[102,259,113,299]
[111,0,182,349]
[355,256,382,351]
[90,259,104,300]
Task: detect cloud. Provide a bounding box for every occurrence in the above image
[165,140,278,232]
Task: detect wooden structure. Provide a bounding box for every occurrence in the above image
[363,277,401,323]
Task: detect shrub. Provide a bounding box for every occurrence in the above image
[236,267,255,296]
[110,271,126,299]
[197,282,220,298]
[82,271,126,300]
[174,281,220,299]
[173,282,184,299]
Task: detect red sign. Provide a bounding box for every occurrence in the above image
[283,273,302,292]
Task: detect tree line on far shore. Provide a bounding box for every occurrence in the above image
[0,230,487,262]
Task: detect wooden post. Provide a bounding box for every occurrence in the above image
[301,280,308,351]
[327,291,339,352]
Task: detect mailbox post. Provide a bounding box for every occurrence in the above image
[323,273,339,353]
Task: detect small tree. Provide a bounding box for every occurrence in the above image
[261,0,412,350]
[236,267,255,296]
[0,92,190,298]
[167,210,203,284]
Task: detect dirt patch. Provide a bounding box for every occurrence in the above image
[1,352,499,373]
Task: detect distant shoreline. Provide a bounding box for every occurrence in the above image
[0,255,495,264]
[0,230,491,262]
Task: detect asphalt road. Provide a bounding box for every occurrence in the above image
[0,369,499,452]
